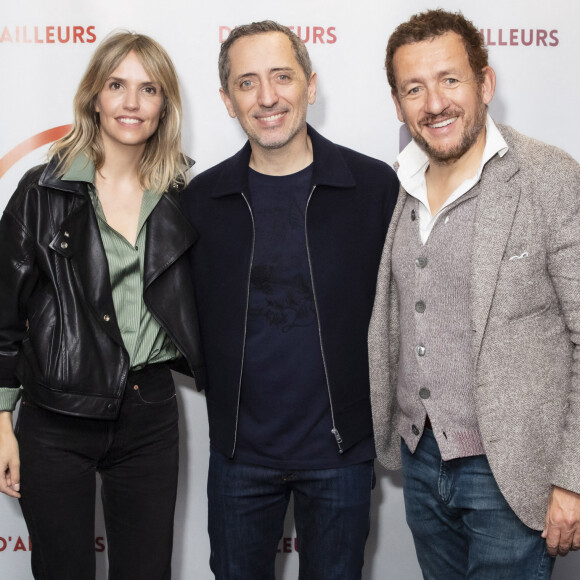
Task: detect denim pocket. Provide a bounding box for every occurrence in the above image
[128,363,176,405]
[133,382,176,405]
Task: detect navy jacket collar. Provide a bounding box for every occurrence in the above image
[211,124,356,198]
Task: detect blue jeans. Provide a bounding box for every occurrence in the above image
[401,429,555,579]
[207,451,374,580]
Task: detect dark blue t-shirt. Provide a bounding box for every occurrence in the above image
[235,165,374,469]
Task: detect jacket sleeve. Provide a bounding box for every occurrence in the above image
[0,169,42,404]
[542,149,580,494]
[383,163,400,232]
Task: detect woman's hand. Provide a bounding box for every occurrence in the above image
[0,411,20,498]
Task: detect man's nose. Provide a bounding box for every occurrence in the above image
[257,80,278,107]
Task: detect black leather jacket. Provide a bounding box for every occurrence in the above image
[0,159,205,419]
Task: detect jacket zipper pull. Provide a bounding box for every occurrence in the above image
[331,428,344,454]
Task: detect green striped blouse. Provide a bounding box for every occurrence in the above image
[62,154,180,369]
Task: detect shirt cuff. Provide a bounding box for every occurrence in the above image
[0,387,22,412]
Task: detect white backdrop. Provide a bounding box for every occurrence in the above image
[1,1,579,578]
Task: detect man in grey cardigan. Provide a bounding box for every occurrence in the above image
[369,8,580,579]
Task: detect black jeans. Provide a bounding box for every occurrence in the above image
[15,363,179,580]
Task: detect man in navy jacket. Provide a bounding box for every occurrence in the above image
[181,20,398,579]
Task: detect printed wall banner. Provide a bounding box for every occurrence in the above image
[0,1,578,579]
[0,26,97,44]
[480,28,559,46]
[219,25,337,43]
[0,126,71,180]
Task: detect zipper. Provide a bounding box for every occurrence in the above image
[304,185,344,454]
[331,428,343,448]
[230,191,256,457]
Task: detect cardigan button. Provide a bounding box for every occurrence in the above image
[419,388,431,400]
[411,424,420,436]
[415,344,426,357]
[415,301,426,313]
[415,257,427,268]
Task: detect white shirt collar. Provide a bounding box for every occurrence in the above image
[396,114,509,213]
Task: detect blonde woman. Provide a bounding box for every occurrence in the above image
[0,32,204,579]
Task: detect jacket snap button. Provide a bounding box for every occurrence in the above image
[64,231,70,238]
[103,314,110,322]
[60,241,68,249]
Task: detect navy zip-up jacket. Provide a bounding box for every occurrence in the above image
[182,126,398,458]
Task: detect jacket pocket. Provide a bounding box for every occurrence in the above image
[494,253,552,321]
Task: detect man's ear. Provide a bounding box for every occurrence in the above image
[392,90,405,123]
[480,66,496,105]
[307,72,317,105]
[220,87,237,118]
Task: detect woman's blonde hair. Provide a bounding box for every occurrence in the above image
[50,31,187,193]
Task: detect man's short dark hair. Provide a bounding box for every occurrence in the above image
[218,20,313,94]
[386,9,488,92]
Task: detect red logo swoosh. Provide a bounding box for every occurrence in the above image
[0,125,72,180]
